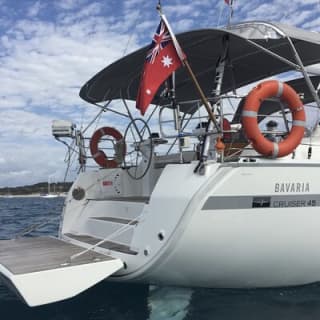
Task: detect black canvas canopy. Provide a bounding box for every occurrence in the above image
[79,21,320,114]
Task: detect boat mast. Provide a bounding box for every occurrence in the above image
[157,3,220,132]
[194,35,229,174]
[225,0,234,28]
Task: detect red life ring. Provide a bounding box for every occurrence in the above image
[241,80,305,158]
[90,127,125,168]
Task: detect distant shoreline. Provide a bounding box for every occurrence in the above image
[0,182,72,198]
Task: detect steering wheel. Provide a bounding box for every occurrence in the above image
[123,118,153,180]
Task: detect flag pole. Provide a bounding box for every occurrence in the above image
[226,0,234,28]
[157,5,220,131]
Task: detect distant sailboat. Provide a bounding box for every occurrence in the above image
[4,188,13,198]
[40,178,58,198]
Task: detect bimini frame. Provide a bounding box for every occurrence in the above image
[70,21,320,172]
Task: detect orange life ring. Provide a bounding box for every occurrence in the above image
[90,127,125,168]
[241,80,305,158]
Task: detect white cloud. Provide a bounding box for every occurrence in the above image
[236,0,320,29]
[173,19,195,32]
[0,141,70,187]
[165,4,200,18]
[55,0,86,10]
[0,110,53,139]
[302,17,320,30]
[27,1,44,17]
[0,15,138,113]
[0,0,146,186]
[1,0,320,187]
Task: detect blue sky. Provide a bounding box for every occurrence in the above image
[1,0,320,187]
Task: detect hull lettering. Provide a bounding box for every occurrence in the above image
[274,182,310,193]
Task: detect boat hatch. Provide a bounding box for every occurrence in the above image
[0,236,123,307]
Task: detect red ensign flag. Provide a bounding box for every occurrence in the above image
[136,20,185,115]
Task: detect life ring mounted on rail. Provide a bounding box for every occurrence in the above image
[241,80,306,158]
[90,127,126,168]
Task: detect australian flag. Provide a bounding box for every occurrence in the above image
[146,21,172,64]
[136,20,185,115]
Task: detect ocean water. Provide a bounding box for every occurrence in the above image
[1,197,320,319]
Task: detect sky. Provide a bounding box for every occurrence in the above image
[1,0,320,187]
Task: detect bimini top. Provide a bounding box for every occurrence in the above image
[79,21,320,113]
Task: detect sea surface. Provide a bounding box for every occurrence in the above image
[1,197,320,319]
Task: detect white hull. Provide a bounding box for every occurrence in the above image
[60,156,320,289]
[136,163,320,288]
[2,158,318,307]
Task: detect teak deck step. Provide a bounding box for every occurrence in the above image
[0,236,123,306]
[0,236,112,275]
[90,216,138,225]
[64,233,138,255]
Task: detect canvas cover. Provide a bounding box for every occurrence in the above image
[79,21,320,114]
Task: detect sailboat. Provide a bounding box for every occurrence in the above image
[40,178,58,198]
[1,18,320,306]
[4,188,13,198]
